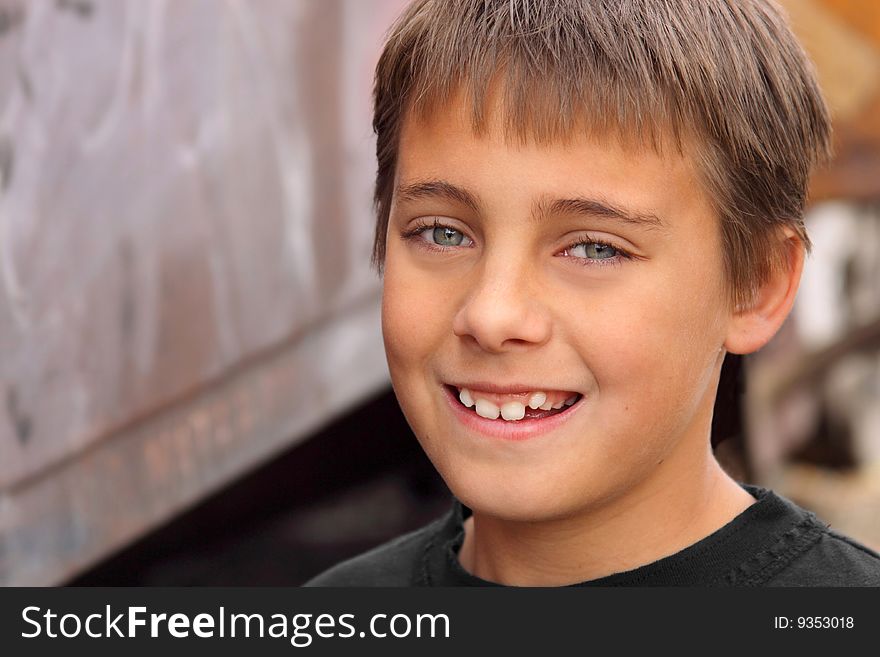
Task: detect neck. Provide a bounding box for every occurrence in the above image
[457,443,755,586]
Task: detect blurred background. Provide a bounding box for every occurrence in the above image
[0,0,877,586]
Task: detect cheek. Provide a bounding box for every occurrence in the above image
[381,273,415,371]
[380,259,445,381]
[584,269,725,422]
[381,262,464,471]
[561,291,722,495]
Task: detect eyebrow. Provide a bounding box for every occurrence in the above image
[395,180,483,215]
[533,196,666,232]
[394,179,666,232]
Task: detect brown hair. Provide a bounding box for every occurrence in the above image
[369,0,831,309]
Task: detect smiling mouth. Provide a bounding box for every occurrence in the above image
[444,384,583,421]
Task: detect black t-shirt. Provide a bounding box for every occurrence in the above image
[303,484,880,586]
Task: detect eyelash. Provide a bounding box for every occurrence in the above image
[399,217,634,268]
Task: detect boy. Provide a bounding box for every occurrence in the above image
[306,0,880,586]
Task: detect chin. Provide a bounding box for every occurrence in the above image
[441,463,596,523]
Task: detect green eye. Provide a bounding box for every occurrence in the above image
[433,226,465,247]
[400,218,474,253]
[576,242,618,259]
[562,238,631,268]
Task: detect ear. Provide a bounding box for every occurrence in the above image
[724,227,805,355]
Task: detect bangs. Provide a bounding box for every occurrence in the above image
[407,64,685,156]
[400,2,692,153]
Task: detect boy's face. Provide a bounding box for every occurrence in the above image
[382,94,734,521]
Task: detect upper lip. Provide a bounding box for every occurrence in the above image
[446,381,579,395]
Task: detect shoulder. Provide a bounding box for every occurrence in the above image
[301,514,448,587]
[724,485,880,587]
[766,525,880,586]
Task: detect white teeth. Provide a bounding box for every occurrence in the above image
[459,388,475,408]
[527,392,547,409]
[456,387,578,421]
[474,398,501,420]
[500,401,526,421]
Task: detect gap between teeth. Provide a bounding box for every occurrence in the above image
[457,388,579,421]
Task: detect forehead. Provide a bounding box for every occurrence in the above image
[395,91,713,232]
[401,76,694,160]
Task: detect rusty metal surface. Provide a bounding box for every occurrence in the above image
[0,0,407,584]
[4,295,388,586]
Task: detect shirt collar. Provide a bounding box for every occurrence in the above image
[421,483,823,586]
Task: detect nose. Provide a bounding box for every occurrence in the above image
[452,257,552,353]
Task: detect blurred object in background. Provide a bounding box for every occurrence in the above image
[69,387,450,586]
[746,0,880,550]
[0,0,410,586]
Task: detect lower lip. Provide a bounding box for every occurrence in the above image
[442,384,585,441]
